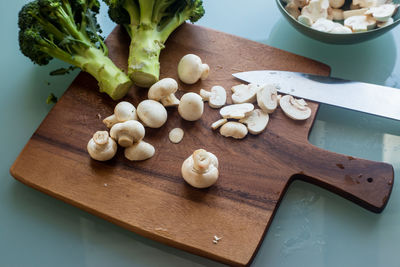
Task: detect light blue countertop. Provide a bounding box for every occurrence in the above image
[1,1,400,266]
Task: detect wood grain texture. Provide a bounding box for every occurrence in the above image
[10,24,394,266]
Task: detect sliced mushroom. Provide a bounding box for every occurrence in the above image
[353,0,382,8]
[219,122,248,139]
[137,100,168,128]
[298,14,313,26]
[178,92,204,121]
[124,140,155,161]
[344,15,376,32]
[181,149,219,189]
[286,2,301,19]
[329,0,345,9]
[219,103,254,119]
[312,18,336,32]
[169,128,184,144]
[211,118,228,130]
[148,78,180,107]
[279,95,312,120]
[365,4,398,22]
[330,8,344,20]
[231,83,259,104]
[330,23,353,33]
[200,86,227,108]
[239,109,269,135]
[377,17,394,27]
[103,101,137,128]
[343,8,369,19]
[301,0,329,22]
[87,131,117,161]
[110,120,145,147]
[257,84,279,114]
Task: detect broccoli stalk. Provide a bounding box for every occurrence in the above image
[104,0,205,88]
[18,0,133,100]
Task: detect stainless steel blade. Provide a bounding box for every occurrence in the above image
[232,70,400,121]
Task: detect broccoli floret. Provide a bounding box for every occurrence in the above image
[103,0,205,87]
[18,0,132,100]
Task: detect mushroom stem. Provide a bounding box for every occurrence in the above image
[103,114,118,128]
[192,149,211,174]
[93,131,109,146]
[161,94,180,107]
[118,135,134,147]
[200,64,210,80]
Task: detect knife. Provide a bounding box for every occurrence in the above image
[232,70,400,121]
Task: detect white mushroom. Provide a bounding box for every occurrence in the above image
[301,0,329,22]
[344,15,376,32]
[231,84,259,104]
[124,140,155,161]
[219,122,248,139]
[330,23,353,33]
[239,109,270,135]
[211,118,228,130]
[177,54,210,84]
[137,100,168,128]
[110,120,145,147]
[103,101,138,128]
[181,149,219,188]
[298,15,313,26]
[286,2,301,19]
[148,78,180,107]
[178,92,204,121]
[257,84,279,113]
[365,4,398,22]
[312,18,336,32]
[219,103,254,119]
[279,95,312,120]
[169,128,184,144]
[200,86,227,108]
[377,17,394,27]
[329,0,345,9]
[87,131,117,161]
[343,8,369,19]
[330,8,344,20]
[353,0,382,8]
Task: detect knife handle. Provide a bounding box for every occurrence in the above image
[294,144,394,213]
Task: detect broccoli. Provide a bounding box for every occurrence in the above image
[104,0,205,88]
[18,0,133,100]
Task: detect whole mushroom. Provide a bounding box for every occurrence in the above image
[181,149,219,188]
[137,100,168,128]
[87,131,117,161]
[110,120,145,147]
[178,92,204,121]
[103,101,138,128]
[148,78,180,107]
[177,54,210,84]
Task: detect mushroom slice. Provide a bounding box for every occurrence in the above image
[257,84,279,113]
[103,101,138,128]
[231,84,259,104]
[211,118,228,130]
[312,18,336,32]
[137,100,168,128]
[219,103,254,119]
[330,8,344,20]
[200,86,227,108]
[330,23,353,33]
[343,8,369,19]
[87,131,117,161]
[124,140,155,161]
[239,109,269,135]
[365,4,398,22]
[148,78,180,107]
[285,2,301,19]
[181,149,219,189]
[301,0,329,23]
[280,95,312,120]
[329,0,345,9]
[377,17,394,27]
[353,0,384,8]
[169,128,184,144]
[298,15,313,26]
[219,122,248,139]
[344,15,376,32]
[110,120,145,147]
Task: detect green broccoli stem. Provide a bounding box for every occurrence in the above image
[127,26,164,88]
[76,47,132,100]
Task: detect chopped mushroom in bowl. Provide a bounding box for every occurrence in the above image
[276,0,400,44]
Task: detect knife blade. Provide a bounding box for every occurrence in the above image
[232,70,400,121]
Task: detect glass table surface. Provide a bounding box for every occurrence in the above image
[1,1,399,266]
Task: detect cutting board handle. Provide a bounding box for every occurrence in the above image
[294,144,394,213]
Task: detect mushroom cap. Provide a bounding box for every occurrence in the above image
[279,95,312,120]
[239,109,270,135]
[181,150,219,188]
[219,103,254,119]
[257,84,278,113]
[329,0,345,9]
[114,101,137,122]
[148,78,178,101]
[178,92,204,121]
[137,100,168,128]
[87,131,117,161]
[124,140,155,161]
[219,121,248,139]
[178,54,208,84]
[110,120,145,147]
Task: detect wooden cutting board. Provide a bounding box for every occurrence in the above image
[10,24,394,266]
